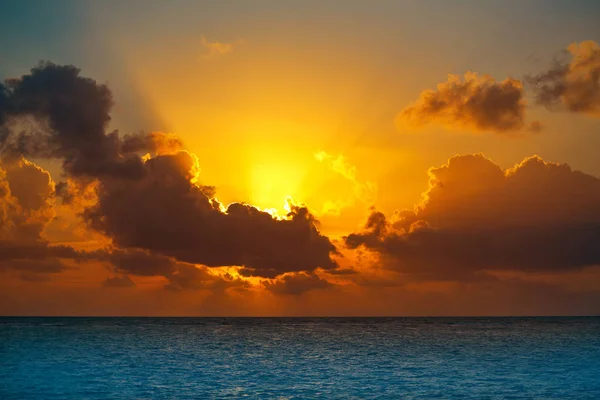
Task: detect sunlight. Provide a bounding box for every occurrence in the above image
[249,163,303,211]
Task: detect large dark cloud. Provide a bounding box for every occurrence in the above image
[0,63,339,280]
[527,41,600,115]
[400,72,541,134]
[85,151,339,278]
[346,154,600,278]
[0,62,167,180]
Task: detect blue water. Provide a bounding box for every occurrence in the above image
[1,317,599,399]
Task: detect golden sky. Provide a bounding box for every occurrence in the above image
[1,1,600,315]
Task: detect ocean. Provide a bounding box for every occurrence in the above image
[1,317,599,399]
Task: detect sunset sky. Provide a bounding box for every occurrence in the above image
[1,0,600,316]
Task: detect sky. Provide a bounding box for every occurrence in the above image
[1,0,600,316]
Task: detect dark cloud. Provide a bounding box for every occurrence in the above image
[0,240,90,275]
[325,268,357,276]
[0,63,339,281]
[527,41,600,115]
[164,263,237,292]
[0,241,85,262]
[0,62,173,180]
[400,72,540,134]
[86,151,339,278]
[102,248,246,291]
[121,131,183,155]
[5,258,66,274]
[106,248,181,277]
[0,82,8,126]
[264,272,332,296]
[346,154,600,278]
[0,62,143,179]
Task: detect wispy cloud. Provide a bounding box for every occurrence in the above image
[527,40,600,116]
[200,36,242,59]
[314,151,377,216]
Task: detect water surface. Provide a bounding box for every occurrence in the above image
[1,317,599,399]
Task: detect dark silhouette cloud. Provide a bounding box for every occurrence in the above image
[0,82,8,126]
[346,154,600,278]
[0,62,173,180]
[0,62,143,179]
[527,41,600,115]
[400,72,540,134]
[0,62,339,280]
[0,240,90,274]
[102,248,246,291]
[264,272,332,296]
[325,268,357,276]
[106,249,181,277]
[86,151,339,278]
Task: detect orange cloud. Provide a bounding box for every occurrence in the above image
[399,72,540,134]
[346,154,600,279]
[0,155,54,242]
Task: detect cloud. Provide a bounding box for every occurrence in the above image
[0,155,94,275]
[346,154,600,279]
[527,40,600,116]
[0,62,339,281]
[102,248,246,291]
[325,268,357,276]
[86,151,339,278]
[0,240,91,275]
[200,36,239,59]
[399,72,540,134]
[0,63,144,179]
[0,62,175,181]
[121,131,184,156]
[314,151,377,215]
[0,155,55,241]
[264,272,332,296]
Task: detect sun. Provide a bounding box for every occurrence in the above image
[249,163,304,212]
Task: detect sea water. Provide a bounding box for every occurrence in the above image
[1,317,599,399]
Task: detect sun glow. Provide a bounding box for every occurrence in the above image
[249,163,304,212]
